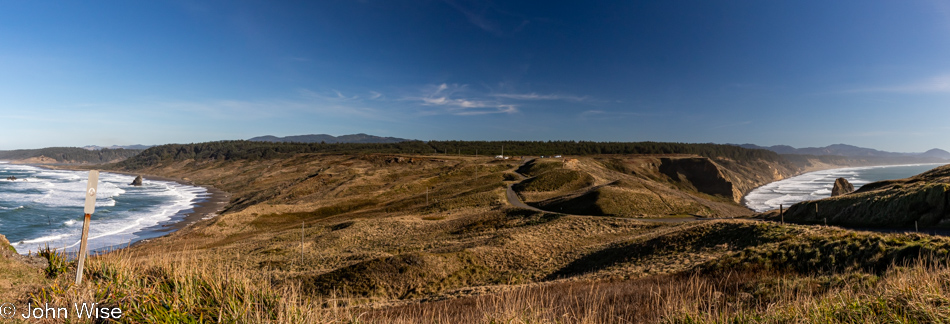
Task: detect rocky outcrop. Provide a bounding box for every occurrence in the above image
[0,234,47,269]
[777,164,950,228]
[5,176,14,181]
[831,177,854,196]
[385,157,417,164]
[130,175,143,186]
[0,234,16,258]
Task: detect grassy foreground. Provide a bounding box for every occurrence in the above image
[8,222,950,323]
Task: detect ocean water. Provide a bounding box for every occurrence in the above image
[744,163,947,213]
[0,163,208,254]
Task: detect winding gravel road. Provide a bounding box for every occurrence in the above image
[504,158,706,223]
[502,158,950,238]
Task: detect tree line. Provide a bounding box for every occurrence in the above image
[0,147,142,164]
[115,140,787,169]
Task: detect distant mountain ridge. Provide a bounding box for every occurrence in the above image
[737,143,950,159]
[920,148,950,159]
[248,133,412,144]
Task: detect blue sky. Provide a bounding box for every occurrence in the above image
[1,1,950,152]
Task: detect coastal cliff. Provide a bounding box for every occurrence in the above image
[516,155,795,217]
[658,157,734,199]
[771,164,950,228]
[0,147,141,164]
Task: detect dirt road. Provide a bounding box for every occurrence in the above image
[504,158,706,223]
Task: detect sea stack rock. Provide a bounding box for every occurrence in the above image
[130,175,143,186]
[831,177,854,197]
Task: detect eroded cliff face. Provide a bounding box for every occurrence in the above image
[513,155,797,217]
[518,156,752,217]
[658,158,735,200]
[655,156,796,204]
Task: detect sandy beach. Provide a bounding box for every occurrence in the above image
[125,173,231,233]
[22,165,231,249]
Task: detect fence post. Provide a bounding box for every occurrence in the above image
[75,170,99,285]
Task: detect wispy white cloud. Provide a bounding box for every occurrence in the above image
[580,110,605,118]
[491,93,589,102]
[297,84,586,117]
[845,75,950,94]
[298,88,361,101]
[407,83,519,115]
[161,91,383,121]
[578,110,656,120]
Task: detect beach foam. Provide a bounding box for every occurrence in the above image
[744,163,945,213]
[0,165,208,253]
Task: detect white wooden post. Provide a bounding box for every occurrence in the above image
[75,170,99,285]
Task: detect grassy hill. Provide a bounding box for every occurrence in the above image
[512,156,782,218]
[114,140,790,168]
[3,141,950,322]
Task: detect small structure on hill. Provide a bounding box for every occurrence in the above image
[130,175,143,186]
[831,177,854,196]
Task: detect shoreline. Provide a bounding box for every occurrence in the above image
[97,170,231,233]
[741,162,947,213]
[13,164,231,252]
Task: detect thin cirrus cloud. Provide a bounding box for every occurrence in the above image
[298,88,384,103]
[406,83,519,116]
[845,75,950,94]
[491,93,589,102]
[159,91,384,121]
[578,110,656,120]
[296,84,591,117]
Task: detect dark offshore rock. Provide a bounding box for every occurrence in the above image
[130,175,143,186]
[831,177,855,196]
[778,164,950,228]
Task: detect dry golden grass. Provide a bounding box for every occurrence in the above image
[0,237,45,303]
[15,220,950,323]
[514,156,755,218]
[6,153,949,322]
[357,259,950,323]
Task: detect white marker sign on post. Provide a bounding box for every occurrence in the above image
[84,171,99,214]
[75,170,98,285]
